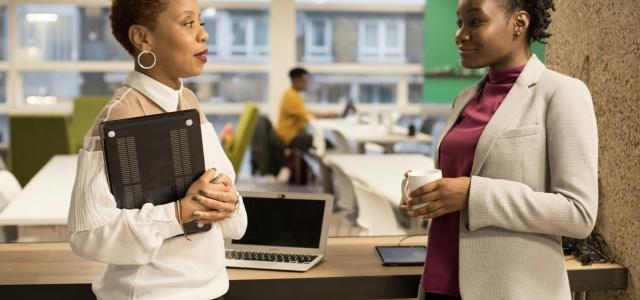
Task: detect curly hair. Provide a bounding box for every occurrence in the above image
[501,0,555,44]
[109,0,169,56]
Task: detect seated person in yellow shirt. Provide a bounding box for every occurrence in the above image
[276,68,314,152]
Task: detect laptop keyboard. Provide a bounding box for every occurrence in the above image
[226,250,317,264]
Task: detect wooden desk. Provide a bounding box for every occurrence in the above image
[0,236,627,299]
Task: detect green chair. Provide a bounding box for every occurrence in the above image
[68,96,110,153]
[8,114,73,186]
[224,103,259,173]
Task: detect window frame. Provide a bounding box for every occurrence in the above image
[230,16,269,60]
[357,18,406,63]
[303,17,333,63]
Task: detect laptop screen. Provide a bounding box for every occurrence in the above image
[232,197,326,249]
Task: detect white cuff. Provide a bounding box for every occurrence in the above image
[152,202,184,239]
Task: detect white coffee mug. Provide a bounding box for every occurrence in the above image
[405,169,442,210]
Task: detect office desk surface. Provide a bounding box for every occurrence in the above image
[0,236,628,299]
[311,119,432,149]
[0,155,77,226]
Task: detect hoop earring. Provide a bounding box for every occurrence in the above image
[137,50,156,69]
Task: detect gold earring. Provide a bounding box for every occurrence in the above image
[515,30,521,36]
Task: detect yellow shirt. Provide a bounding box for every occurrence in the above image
[276,88,309,145]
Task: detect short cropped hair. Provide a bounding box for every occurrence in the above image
[500,0,555,44]
[289,68,309,81]
[109,0,169,56]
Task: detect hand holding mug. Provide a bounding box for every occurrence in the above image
[401,169,442,217]
[407,176,471,220]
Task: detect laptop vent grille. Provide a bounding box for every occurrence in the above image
[116,136,143,208]
[170,128,193,197]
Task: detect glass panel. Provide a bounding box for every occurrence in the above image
[254,19,267,46]
[359,84,395,104]
[21,72,267,106]
[0,114,7,171]
[17,4,129,61]
[22,71,125,104]
[385,21,399,48]
[305,74,398,104]
[0,115,7,145]
[202,9,269,61]
[206,20,217,47]
[0,6,6,60]
[409,75,423,103]
[297,10,421,63]
[185,73,268,104]
[306,83,350,104]
[312,20,325,47]
[364,22,377,48]
[232,20,247,47]
[0,72,5,104]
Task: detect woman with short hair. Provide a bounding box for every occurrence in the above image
[67,1,247,299]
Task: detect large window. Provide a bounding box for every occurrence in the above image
[202,9,269,62]
[303,17,332,62]
[186,73,268,104]
[358,19,405,63]
[0,72,5,104]
[0,3,269,111]
[296,7,422,108]
[2,1,424,110]
[306,74,400,105]
[231,15,269,60]
[23,71,122,104]
[297,10,420,64]
[0,6,7,60]
[17,4,128,62]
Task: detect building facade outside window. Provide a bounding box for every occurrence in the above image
[357,18,405,63]
[303,17,332,62]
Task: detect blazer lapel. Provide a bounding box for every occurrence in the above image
[434,79,485,168]
[470,54,546,175]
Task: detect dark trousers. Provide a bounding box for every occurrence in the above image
[289,131,313,153]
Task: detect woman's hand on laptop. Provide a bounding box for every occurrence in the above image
[179,169,236,223]
[189,172,240,223]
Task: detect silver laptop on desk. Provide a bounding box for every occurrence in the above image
[225,191,333,272]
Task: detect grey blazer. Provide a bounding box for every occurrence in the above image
[429,55,598,300]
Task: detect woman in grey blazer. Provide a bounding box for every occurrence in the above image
[401,0,598,299]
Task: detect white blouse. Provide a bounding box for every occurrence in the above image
[67,71,247,300]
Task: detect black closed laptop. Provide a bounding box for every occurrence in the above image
[100,109,209,234]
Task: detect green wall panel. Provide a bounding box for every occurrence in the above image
[423,77,481,103]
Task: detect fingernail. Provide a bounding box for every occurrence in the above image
[193,211,202,218]
[210,174,222,184]
[192,195,202,202]
[198,189,207,196]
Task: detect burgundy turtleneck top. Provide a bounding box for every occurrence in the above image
[422,64,526,297]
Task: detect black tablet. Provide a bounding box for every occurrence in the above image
[375,246,426,266]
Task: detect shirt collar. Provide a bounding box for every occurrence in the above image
[124,71,183,112]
